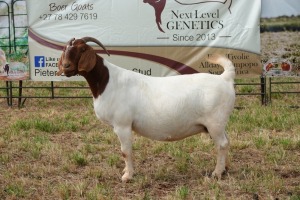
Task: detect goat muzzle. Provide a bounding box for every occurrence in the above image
[56,68,63,76]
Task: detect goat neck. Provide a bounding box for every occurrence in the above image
[81,55,109,98]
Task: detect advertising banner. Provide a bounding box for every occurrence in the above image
[27,0,261,81]
[0,0,29,81]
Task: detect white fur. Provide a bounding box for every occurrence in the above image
[93,56,235,181]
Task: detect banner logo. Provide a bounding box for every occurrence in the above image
[34,56,45,67]
[144,0,232,33]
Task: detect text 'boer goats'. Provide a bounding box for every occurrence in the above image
[57,37,236,182]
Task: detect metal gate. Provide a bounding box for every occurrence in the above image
[0,0,27,53]
[0,0,12,53]
[11,0,28,54]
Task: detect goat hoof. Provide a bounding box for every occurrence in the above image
[121,173,133,182]
[211,170,222,180]
[225,165,229,172]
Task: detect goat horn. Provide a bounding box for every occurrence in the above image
[68,38,75,46]
[81,37,110,56]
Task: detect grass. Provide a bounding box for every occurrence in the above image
[0,86,299,199]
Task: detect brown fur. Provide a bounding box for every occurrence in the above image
[57,38,110,98]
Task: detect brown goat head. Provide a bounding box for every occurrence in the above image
[57,37,110,77]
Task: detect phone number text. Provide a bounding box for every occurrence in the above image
[39,13,97,21]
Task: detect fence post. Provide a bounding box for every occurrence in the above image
[269,77,272,104]
[260,75,266,105]
[5,81,9,106]
[17,80,27,108]
[51,81,55,99]
[6,81,13,106]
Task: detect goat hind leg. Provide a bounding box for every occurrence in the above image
[114,126,134,182]
[224,132,230,171]
[209,128,230,180]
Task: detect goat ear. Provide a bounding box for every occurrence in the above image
[56,53,64,76]
[78,49,96,72]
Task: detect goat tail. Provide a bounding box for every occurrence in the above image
[208,54,235,82]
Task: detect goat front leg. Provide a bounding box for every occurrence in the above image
[114,126,134,182]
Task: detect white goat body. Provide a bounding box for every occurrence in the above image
[94,59,235,142]
[57,37,235,182]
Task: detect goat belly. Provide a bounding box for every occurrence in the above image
[132,119,207,141]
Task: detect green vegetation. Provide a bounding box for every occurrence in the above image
[0,79,299,199]
[261,15,300,32]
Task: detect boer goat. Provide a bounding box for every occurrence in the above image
[57,37,235,182]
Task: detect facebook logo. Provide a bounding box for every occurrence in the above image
[34,56,45,67]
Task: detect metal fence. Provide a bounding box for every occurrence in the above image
[1,76,299,108]
[2,81,91,107]
[235,76,267,106]
[0,74,297,110]
[268,78,300,108]
[2,79,262,107]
